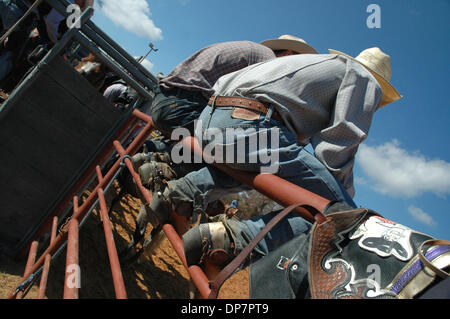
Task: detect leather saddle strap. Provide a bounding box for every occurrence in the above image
[208,203,325,299]
[418,239,450,279]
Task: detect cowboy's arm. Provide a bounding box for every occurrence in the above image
[310,61,382,198]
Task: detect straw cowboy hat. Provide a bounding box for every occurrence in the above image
[328,47,402,108]
[261,34,318,54]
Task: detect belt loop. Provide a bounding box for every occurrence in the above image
[205,95,219,131]
[264,105,274,123]
[211,95,219,108]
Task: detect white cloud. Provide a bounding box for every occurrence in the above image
[134,56,154,71]
[98,0,163,41]
[354,176,368,186]
[408,205,437,227]
[357,140,450,198]
[139,58,154,72]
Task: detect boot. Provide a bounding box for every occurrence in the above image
[119,204,156,261]
[138,161,177,189]
[183,221,235,269]
[138,226,167,263]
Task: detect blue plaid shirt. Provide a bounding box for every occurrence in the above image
[159,41,275,99]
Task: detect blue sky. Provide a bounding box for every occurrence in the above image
[91,0,450,240]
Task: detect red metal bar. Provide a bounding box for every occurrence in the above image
[64,217,79,299]
[113,140,152,204]
[95,165,103,182]
[113,140,191,236]
[8,110,153,299]
[162,224,211,299]
[37,216,58,299]
[97,187,128,299]
[96,165,127,299]
[16,241,39,299]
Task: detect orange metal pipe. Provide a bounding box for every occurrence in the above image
[16,240,39,299]
[113,140,152,204]
[64,197,80,299]
[97,188,127,299]
[113,140,191,236]
[37,216,58,299]
[64,217,80,299]
[162,224,211,299]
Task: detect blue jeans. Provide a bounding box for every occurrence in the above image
[167,165,249,213]
[173,104,357,258]
[196,105,356,207]
[148,87,208,137]
[0,0,24,32]
[227,209,313,264]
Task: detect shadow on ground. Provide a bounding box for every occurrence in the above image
[0,188,249,299]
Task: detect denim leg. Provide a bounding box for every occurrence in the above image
[144,138,173,153]
[197,106,356,207]
[277,144,356,207]
[188,105,357,267]
[166,166,248,211]
[149,90,207,136]
[224,210,312,264]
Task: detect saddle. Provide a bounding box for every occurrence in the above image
[307,208,449,299]
[208,202,450,299]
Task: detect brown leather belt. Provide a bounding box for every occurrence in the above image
[208,96,282,123]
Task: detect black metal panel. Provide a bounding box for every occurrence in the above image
[0,55,124,252]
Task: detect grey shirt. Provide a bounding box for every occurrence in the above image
[212,54,383,197]
[103,83,127,103]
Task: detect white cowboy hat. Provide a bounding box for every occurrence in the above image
[328,47,402,108]
[261,35,318,54]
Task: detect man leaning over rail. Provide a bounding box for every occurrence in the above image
[125,36,318,252]
[146,35,317,140]
[141,47,403,262]
[183,47,402,262]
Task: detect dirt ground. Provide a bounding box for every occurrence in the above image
[0,189,249,299]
